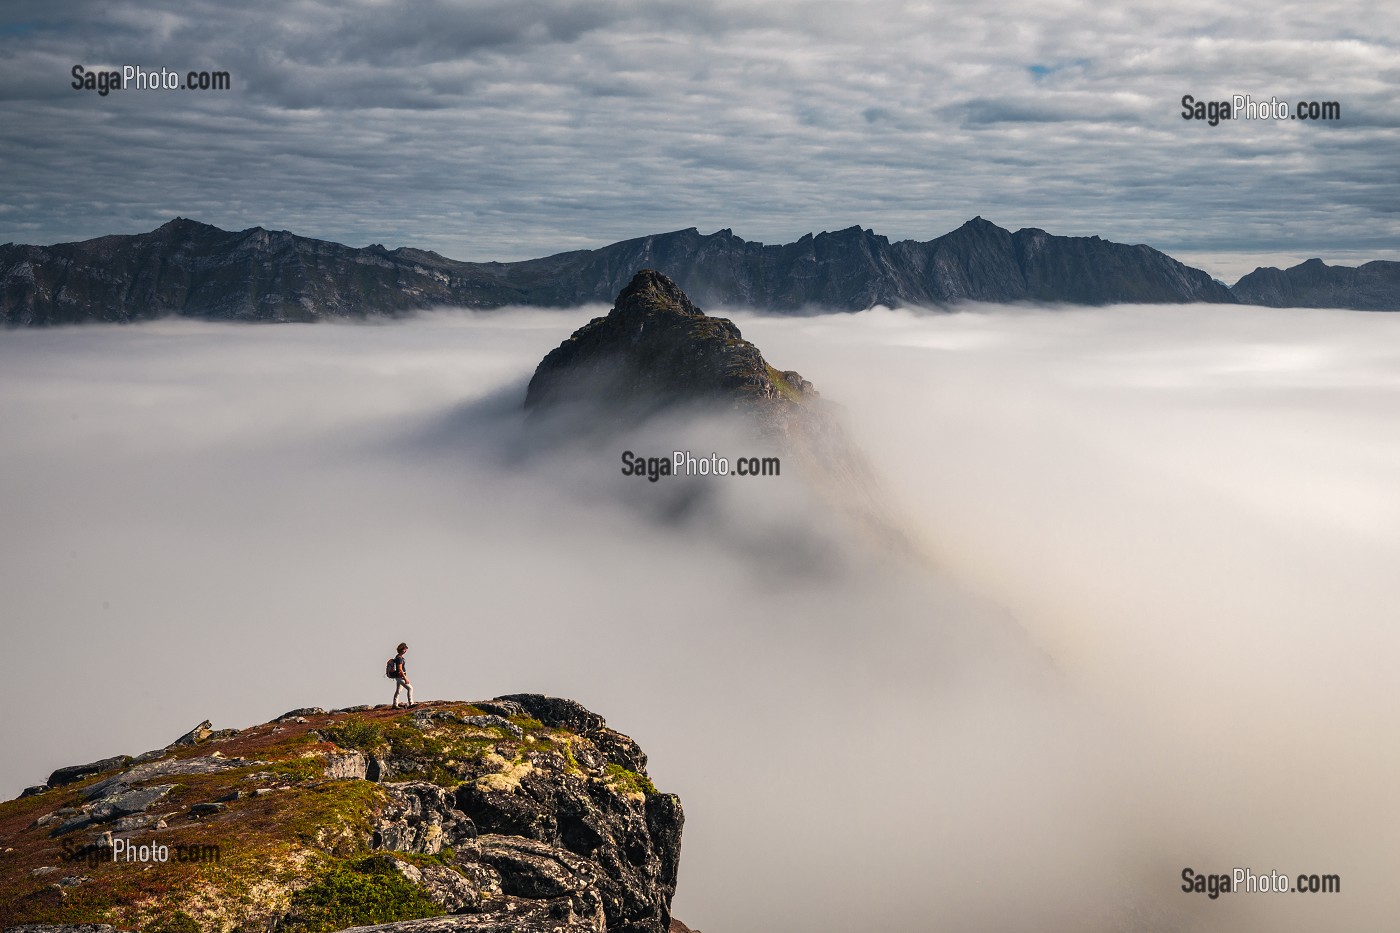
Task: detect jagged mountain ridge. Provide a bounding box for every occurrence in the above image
[2,217,1254,325]
[1231,257,1400,310]
[0,696,684,933]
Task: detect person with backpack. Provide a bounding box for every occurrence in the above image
[387,642,413,708]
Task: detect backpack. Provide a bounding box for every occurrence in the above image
[385,657,399,679]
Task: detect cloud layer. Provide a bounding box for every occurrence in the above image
[2,303,1400,930]
[1,0,1398,281]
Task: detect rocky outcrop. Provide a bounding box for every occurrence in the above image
[523,271,908,569]
[0,698,682,933]
[2,216,1249,325]
[1231,257,1400,310]
[525,269,817,428]
[44,757,129,789]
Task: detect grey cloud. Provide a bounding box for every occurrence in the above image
[1,0,1399,279]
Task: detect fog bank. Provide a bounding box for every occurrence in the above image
[2,303,1398,931]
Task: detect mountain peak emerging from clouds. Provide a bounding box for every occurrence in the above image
[524,269,816,419]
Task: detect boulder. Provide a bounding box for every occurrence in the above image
[494,695,606,734]
[46,756,129,788]
[88,784,174,823]
[169,720,213,747]
[472,700,529,720]
[324,751,368,781]
[461,715,525,739]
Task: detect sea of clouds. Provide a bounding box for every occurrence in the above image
[2,302,1398,931]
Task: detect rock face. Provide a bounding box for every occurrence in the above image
[515,217,1236,309]
[525,269,816,425]
[1231,258,1400,310]
[2,216,1246,325]
[0,218,525,325]
[0,697,682,933]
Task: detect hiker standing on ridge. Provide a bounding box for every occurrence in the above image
[389,642,414,708]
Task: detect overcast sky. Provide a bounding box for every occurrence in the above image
[1,0,1398,281]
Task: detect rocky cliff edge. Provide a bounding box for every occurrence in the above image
[0,697,682,933]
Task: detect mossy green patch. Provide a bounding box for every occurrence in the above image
[320,720,384,753]
[147,909,202,933]
[765,364,804,402]
[604,763,657,796]
[263,757,323,783]
[560,738,584,776]
[282,855,445,933]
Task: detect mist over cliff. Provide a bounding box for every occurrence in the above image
[2,303,1399,931]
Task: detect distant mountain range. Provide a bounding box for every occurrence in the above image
[1,217,1396,324]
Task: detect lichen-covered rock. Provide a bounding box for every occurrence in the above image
[474,835,606,925]
[374,782,477,855]
[385,856,498,913]
[326,751,369,781]
[86,784,173,823]
[363,696,683,933]
[586,730,647,776]
[1,697,682,933]
[495,696,607,735]
[336,896,603,933]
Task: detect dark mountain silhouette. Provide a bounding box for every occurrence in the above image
[0,217,1255,325]
[11,217,1396,322]
[525,269,818,422]
[1231,258,1400,310]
